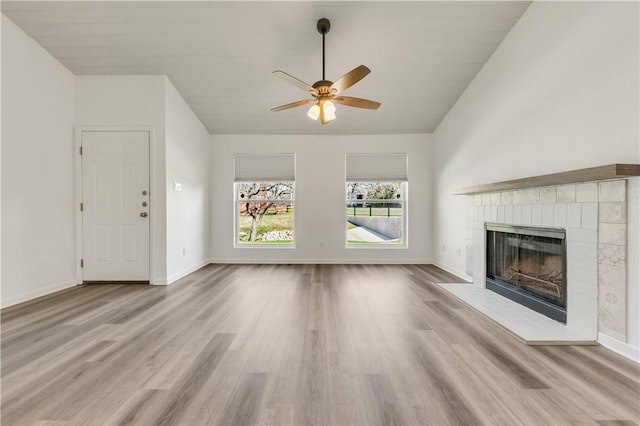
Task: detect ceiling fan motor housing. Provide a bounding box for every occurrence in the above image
[317,18,330,34]
[312,80,335,95]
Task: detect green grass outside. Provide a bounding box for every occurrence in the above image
[238,210,294,242]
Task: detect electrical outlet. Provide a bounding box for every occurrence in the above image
[182,248,186,256]
[457,248,461,256]
[442,244,446,252]
[319,241,324,248]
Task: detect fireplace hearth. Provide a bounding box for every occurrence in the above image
[486,224,567,323]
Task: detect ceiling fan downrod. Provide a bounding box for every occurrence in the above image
[317,18,330,81]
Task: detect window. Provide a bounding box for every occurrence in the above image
[345,154,408,247]
[236,182,294,244]
[234,154,295,246]
[346,182,406,246]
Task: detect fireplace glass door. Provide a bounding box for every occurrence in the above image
[486,224,566,322]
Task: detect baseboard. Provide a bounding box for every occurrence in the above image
[208,258,431,265]
[598,332,640,364]
[433,260,473,282]
[1,279,78,309]
[162,260,211,285]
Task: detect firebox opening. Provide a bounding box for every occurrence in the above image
[486,224,567,323]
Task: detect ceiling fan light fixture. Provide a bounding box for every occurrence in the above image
[323,100,336,115]
[307,104,320,120]
[323,100,336,122]
[271,18,380,124]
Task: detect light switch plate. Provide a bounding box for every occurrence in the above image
[173,182,182,192]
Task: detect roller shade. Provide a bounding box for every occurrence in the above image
[345,153,408,182]
[234,153,295,182]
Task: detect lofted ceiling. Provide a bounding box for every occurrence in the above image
[2,1,531,135]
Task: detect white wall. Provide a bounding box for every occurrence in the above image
[433,2,639,346]
[1,15,76,307]
[165,78,210,282]
[433,1,639,275]
[75,75,168,283]
[210,134,432,263]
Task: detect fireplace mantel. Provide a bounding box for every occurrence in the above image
[454,164,640,195]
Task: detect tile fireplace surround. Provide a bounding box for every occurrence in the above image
[444,166,640,362]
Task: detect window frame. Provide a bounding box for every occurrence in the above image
[345,181,408,249]
[234,181,296,248]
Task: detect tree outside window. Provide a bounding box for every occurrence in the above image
[236,182,294,244]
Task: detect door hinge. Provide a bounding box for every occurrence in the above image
[80,202,83,212]
[79,146,83,155]
[80,259,84,268]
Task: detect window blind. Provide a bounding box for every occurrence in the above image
[345,153,408,182]
[234,153,295,182]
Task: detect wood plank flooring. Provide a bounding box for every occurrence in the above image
[2,264,638,425]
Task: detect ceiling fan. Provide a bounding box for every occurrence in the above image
[271,18,381,125]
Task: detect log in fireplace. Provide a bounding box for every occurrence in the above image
[486,224,567,323]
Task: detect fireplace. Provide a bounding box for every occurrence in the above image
[486,224,567,323]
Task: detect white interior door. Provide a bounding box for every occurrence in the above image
[82,131,150,281]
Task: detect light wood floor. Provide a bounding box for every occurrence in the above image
[2,264,638,425]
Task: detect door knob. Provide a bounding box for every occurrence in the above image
[140,212,148,217]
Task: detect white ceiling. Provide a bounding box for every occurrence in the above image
[2,1,531,135]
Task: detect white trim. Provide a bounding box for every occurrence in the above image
[209,258,431,265]
[165,260,211,285]
[1,279,78,309]
[75,127,154,283]
[433,260,473,282]
[598,332,640,364]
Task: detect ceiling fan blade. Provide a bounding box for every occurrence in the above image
[271,99,315,112]
[334,96,381,110]
[330,65,371,94]
[273,70,315,93]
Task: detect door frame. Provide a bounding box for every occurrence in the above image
[74,127,155,284]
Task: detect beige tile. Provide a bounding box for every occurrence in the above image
[513,189,526,205]
[598,283,627,341]
[526,188,540,204]
[490,192,501,206]
[598,223,627,245]
[557,184,576,203]
[598,243,626,269]
[598,311,626,342]
[473,194,482,206]
[500,191,513,205]
[599,202,626,224]
[599,180,626,202]
[576,183,598,202]
[598,264,626,291]
[482,193,491,206]
[539,186,557,203]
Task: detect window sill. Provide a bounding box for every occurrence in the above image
[345,244,408,250]
[235,243,296,249]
